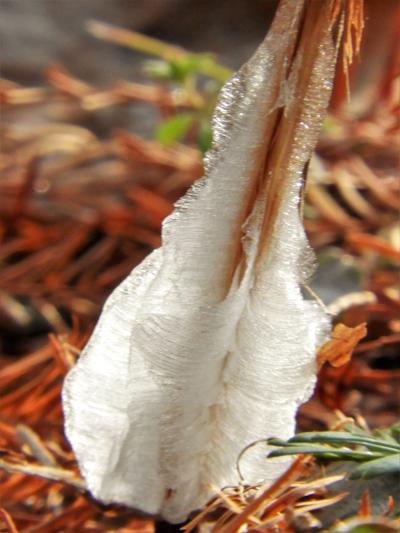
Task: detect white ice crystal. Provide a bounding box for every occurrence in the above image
[63,0,341,523]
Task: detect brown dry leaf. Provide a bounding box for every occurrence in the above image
[0,508,20,533]
[346,232,400,262]
[317,322,367,368]
[331,0,365,97]
[358,489,371,518]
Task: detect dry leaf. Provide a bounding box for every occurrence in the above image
[317,322,367,368]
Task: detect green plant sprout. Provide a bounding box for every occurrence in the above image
[87,19,233,152]
[268,421,400,480]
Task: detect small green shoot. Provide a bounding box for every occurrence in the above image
[267,422,400,480]
[87,19,231,152]
[156,113,195,146]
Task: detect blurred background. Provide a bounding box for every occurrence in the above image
[0,0,278,145]
[1,0,278,82]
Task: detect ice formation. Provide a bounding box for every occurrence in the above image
[63,0,342,523]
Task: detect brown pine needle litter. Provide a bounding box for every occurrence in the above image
[1,0,400,531]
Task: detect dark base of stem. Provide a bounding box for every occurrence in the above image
[155,520,191,533]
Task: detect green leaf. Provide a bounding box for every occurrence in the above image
[146,54,231,85]
[388,422,400,444]
[143,59,174,80]
[144,56,209,83]
[349,454,400,480]
[268,445,380,462]
[169,55,203,83]
[156,113,194,145]
[331,520,400,533]
[336,526,384,533]
[195,54,232,83]
[267,437,290,446]
[289,431,400,454]
[269,444,341,455]
[197,120,213,153]
[371,428,400,446]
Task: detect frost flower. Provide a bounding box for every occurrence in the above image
[63,0,347,523]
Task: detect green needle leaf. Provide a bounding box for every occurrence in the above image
[268,445,380,462]
[289,431,400,454]
[349,454,400,480]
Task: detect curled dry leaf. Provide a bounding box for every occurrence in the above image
[317,322,368,368]
[63,0,360,523]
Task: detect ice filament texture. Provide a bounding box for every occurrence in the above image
[63,0,339,523]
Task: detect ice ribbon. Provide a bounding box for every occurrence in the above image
[63,0,343,523]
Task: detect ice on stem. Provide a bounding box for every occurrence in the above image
[63,0,346,523]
